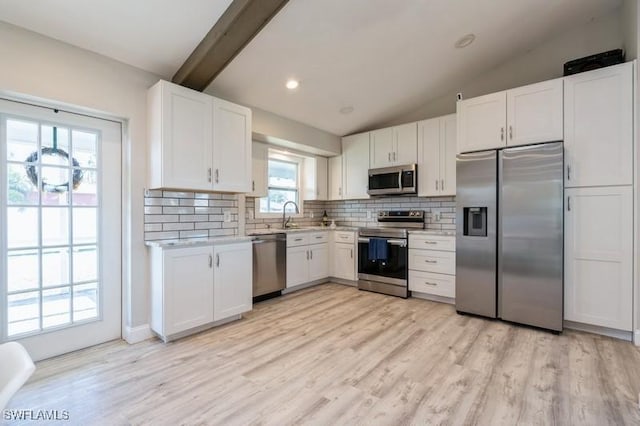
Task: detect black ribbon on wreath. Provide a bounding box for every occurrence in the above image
[25,126,84,193]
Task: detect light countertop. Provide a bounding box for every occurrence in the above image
[408,229,456,237]
[145,236,253,248]
[247,226,359,235]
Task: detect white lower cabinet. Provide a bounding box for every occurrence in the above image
[150,241,252,341]
[286,232,329,288]
[331,231,357,281]
[564,186,633,331]
[408,234,456,300]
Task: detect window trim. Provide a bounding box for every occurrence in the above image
[254,152,304,219]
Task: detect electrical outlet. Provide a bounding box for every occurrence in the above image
[224,211,231,222]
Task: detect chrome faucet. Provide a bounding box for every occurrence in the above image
[282,201,299,228]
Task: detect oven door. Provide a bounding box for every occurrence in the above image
[357,237,408,285]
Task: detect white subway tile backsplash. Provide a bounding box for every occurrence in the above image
[163,222,195,231]
[179,230,209,239]
[145,214,179,223]
[163,206,195,214]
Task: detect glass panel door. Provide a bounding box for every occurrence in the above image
[1,99,121,360]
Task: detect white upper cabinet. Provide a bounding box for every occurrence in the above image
[212,97,252,193]
[248,141,268,197]
[457,91,506,153]
[303,156,328,201]
[148,80,252,192]
[417,114,456,197]
[564,186,633,331]
[457,78,563,153]
[148,80,213,191]
[342,132,370,199]
[507,79,563,147]
[369,122,417,168]
[328,155,343,200]
[564,62,633,187]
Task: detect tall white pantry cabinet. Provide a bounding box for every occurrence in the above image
[563,62,635,334]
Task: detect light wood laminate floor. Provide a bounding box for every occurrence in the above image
[7,283,640,425]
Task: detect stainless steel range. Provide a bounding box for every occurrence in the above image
[358,210,424,298]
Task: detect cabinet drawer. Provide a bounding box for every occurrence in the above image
[308,232,329,244]
[409,249,455,275]
[409,234,455,252]
[333,231,355,244]
[409,270,455,298]
[287,234,309,247]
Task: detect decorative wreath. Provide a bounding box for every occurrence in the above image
[25,147,84,193]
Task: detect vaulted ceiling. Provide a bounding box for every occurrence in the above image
[0,0,623,136]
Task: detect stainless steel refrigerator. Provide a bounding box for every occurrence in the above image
[456,142,563,331]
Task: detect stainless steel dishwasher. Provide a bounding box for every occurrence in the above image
[252,233,286,302]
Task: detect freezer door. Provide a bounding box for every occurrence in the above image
[456,150,497,318]
[499,142,563,331]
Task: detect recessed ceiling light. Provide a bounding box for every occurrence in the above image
[286,79,299,90]
[455,33,476,49]
[339,106,354,114]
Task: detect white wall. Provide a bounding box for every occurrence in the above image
[389,9,624,123]
[0,22,159,335]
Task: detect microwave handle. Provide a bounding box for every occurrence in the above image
[398,171,402,189]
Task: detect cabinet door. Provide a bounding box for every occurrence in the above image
[286,246,309,287]
[308,243,329,281]
[456,91,506,153]
[212,98,252,192]
[303,156,328,201]
[439,114,457,196]
[370,127,394,168]
[153,81,213,190]
[506,79,563,147]
[564,62,633,187]
[248,142,268,197]
[343,132,370,199]
[564,186,632,331]
[394,122,418,165]
[332,243,356,281]
[417,118,440,197]
[163,246,214,335]
[213,242,252,321]
[328,155,343,200]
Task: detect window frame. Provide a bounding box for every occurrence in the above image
[254,151,304,219]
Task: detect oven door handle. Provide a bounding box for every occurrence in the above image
[358,237,407,247]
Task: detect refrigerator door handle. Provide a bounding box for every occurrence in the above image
[497,150,504,319]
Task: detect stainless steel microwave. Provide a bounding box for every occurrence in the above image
[367,164,417,196]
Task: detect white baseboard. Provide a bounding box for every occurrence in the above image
[563,320,633,342]
[411,291,455,305]
[635,329,640,346]
[123,324,153,344]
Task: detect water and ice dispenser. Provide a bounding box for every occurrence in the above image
[463,207,487,237]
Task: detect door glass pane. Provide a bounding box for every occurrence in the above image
[73,283,98,321]
[42,287,71,329]
[72,169,97,206]
[73,246,98,283]
[8,292,40,336]
[72,130,97,168]
[73,208,97,244]
[42,247,70,288]
[7,163,39,205]
[7,249,39,292]
[7,207,38,248]
[42,207,69,246]
[6,119,38,161]
[41,166,71,205]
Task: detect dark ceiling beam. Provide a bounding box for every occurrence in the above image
[172,0,289,91]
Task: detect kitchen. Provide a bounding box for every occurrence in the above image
[3,0,635,424]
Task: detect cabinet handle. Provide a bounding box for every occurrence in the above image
[567,196,571,211]
[435,180,438,190]
[441,179,444,190]
[350,249,353,258]
[393,152,397,161]
[424,259,437,263]
[208,254,213,268]
[424,281,438,286]
[388,152,391,162]
[310,250,313,260]
[339,187,342,196]
[215,169,219,183]
[500,127,504,141]
[208,168,212,183]
[294,238,303,242]
[216,254,220,267]
[306,250,309,260]
[509,125,513,140]
[424,241,437,245]
[567,165,571,181]
[252,181,255,191]
[315,236,323,239]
